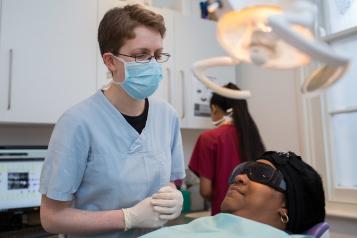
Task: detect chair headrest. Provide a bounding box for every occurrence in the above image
[303,222,329,238]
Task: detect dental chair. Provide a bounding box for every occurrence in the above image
[304,222,330,238]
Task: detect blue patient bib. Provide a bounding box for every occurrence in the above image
[141,213,312,238]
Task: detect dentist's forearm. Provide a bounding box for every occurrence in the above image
[41,195,125,235]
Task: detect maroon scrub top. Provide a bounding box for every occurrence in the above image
[189,124,242,215]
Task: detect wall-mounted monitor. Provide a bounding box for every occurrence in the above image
[0,146,47,212]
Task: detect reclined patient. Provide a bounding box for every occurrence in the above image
[142,151,326,238]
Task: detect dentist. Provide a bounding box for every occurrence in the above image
[40,4,185,238]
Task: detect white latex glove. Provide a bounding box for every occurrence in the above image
[122,197,167,231]
[151,186,183,220]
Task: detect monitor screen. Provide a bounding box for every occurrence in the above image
[0,146,47,211]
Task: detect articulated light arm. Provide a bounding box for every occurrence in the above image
[192,57,251,99]
[268,4,349,94]
[191,0,350,98]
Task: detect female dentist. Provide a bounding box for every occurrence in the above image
[39,4,185,238]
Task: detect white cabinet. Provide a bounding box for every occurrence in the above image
[96,0,123,90]
[0,0,232,127]
[172,14,236,129]
[151,8,175,104]
[0,0,97,123]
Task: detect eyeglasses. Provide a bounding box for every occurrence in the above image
[228,161,287,193]
[116,52,171,63]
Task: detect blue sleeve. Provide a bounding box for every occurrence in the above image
[39,112,90,201]
[170,112,186,181]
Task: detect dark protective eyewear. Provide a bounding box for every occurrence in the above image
[116,52,171,63]
[228,161,287,193]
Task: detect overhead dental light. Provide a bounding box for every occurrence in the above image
[207,0,222,13]
[192,0,350,99]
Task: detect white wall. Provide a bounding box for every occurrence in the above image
[236,64,302,154]
[327,216,357,238]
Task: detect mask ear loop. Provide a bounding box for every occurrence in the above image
[109,54,127,86]
[212,117,226,126]
[224,108,233,123]
[226,108,233,116]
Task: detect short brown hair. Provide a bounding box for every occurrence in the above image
[98,4,166,56]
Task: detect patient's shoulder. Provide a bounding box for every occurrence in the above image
[141,213,301,238]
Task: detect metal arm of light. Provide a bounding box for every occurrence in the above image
[269,17,346,65]
[268,8,349,94]
[192,1,350,98]
[268,4,349,93]
[192,56,251,99]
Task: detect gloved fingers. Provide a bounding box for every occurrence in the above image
[152,192,176,200]
[146,211,168,223]
[138,197,155,207]
[151,212,162,221]
[151,198,177,207]
[153,205,177,214]
[159,213,179,220]
[158,186,175,193]
[141,217,168,228]
[154,219,169,227]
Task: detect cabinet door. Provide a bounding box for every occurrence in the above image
[0,0,97,123]
[173,14,236,129]
[151,8,175,104]
[96,0,128,90]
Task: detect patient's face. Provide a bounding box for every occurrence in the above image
[221,160,285,223]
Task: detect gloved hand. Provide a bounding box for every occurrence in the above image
[151,185,183,220]
[122,197,167,231]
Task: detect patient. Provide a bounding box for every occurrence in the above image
[142,151,325,237]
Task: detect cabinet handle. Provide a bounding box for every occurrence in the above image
[7,49,13,111]
[166,67,172,104]
[180,70,185,120]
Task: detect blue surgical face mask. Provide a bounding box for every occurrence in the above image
[111,55,163,100]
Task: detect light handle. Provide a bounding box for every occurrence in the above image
[192,57,251,99]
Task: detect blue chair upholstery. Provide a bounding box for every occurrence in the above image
[303,222,330,238]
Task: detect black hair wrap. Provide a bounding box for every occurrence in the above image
[260,151,326,233]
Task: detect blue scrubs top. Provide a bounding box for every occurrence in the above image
[40,90,185,238]
[141,214,311,238]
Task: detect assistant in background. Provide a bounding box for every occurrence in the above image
[189,82,265,215]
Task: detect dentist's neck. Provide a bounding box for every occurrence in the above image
[104,84,145,116]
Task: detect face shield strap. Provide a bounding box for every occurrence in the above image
[269,170,287,193]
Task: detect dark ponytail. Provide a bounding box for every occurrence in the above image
[210,83,265,162]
